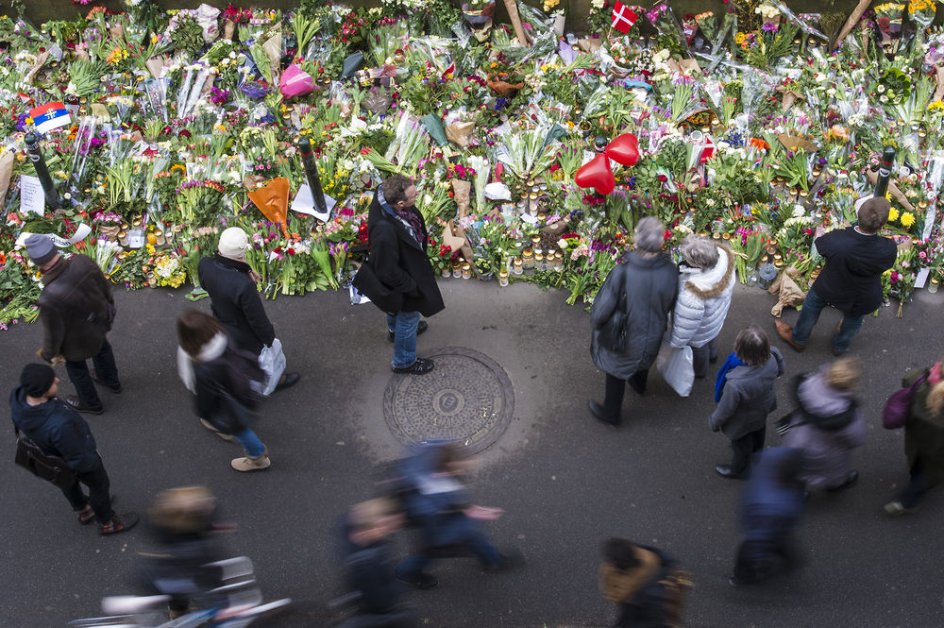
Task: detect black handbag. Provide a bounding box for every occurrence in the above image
[14,430,77,489]
[352,259,404,314]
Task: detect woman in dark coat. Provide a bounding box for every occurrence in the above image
[588,217,678,426]
[885,356,944,514]
[599,538,691,627]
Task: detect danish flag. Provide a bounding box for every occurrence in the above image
[611,2,638,34]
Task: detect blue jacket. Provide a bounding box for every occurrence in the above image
[740,448,804,544]
[9,387,101,474]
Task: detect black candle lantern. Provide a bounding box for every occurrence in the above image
[298,138,328,217]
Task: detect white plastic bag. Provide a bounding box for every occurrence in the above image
[657,345,694,397]
[258,338,286,396]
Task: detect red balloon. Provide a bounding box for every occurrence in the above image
[574,153,615,195]
[605,133,640,167]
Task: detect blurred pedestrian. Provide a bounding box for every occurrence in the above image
[669,236,736,379]
[25,233,119,415]
[9,363,138,535]
[710,326,785,479]
[358,174,444,375]
[139,486,228,619]
[198,227,299,393]
[775,197,897,356]
[780,358,865,494]
[599,538,691,627]
[731,448,805,586]
[393,442,517,589]
[339,497,415,627]
[176,309,271,472]
[588,217,678,426]
[884,356,944,515]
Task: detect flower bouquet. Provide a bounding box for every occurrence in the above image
[874,3,905,49]
[646,3,687,58]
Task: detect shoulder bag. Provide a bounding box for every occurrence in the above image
[599,269,629,353]
[14,429,77,489]
[882,371,929,430]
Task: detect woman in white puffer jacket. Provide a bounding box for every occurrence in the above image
[670,237,736,378]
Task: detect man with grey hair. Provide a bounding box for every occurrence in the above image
[775,197,896,356]
[669,236,736,378]
[588,217,679,426]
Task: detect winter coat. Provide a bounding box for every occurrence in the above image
[9,386,101,474]
[811,227,897,316]
[600,545,683,628]
[781,369,866,489]
[669,245,735,349]
[740,448,804,544]
[191,341,264,436]
[340,516,403,616]
[37,254,115,362]
[709,348,785,439]
[366,192,445,317]
[198,255,274,356]
[903,368,944,483]
[590,252,679,379]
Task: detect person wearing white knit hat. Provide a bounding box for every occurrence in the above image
[197,227,299,394]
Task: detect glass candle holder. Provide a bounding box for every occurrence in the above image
[522,248,534,269]
[498,270,509,287]
[461,263,472,279]
[531,234,541,247]
[452,261,463,279]
[534,252,544,270]
[929,278,940,294]
[513,258,524,275]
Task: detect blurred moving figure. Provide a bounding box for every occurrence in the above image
[392,442,518,589]
[176,309,271,472]
[884,357,944,515]
[599,538,691,627]
[732,448,805,586]
[780,358,866,494]
[338,497,415,627]
[710,326,785,479]
[139,486,227,619]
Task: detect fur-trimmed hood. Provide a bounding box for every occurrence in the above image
[679,245,735,301]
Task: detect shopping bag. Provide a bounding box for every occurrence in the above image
[258,338,287,396]
[657,345,694,397]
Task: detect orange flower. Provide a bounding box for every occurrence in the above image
[0,251,6,266]
[750,137,770,151]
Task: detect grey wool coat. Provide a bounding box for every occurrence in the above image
[590,251,678,379]
[709,348,785,439]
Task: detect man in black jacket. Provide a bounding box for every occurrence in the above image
[198,227,299,393]
[365,175,445,375]
[10,363,138,535]
[26,234,120,415]
[775,198,897,356]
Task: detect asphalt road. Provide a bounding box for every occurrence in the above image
[2,279,943,627]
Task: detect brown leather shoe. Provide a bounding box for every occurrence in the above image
[774,319,805,353]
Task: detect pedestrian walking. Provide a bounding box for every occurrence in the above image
[775,197,897,356]
[710,326,785,479]
[357,174,445,375]
[599,538,691,627]
[10,363,138,535]
[588,217,678,426]
[393,442,517,589]
[731,448,805,586]
[669,236,736,379]
[884,357,944,515]
[780,358,865,494]
[338,497,415,627]
[176,309,271,472]
[25,234,120,415]
[198,227,299,393]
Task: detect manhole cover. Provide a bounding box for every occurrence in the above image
[383,347,515,454]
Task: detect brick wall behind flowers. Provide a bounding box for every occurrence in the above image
[4,1,874,35]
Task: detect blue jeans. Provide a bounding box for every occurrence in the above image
[387,311,421,369]
[791,287,864,353]
[234,428,266,458]
[395,515,502,579]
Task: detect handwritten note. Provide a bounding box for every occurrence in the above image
[19,175,45,216]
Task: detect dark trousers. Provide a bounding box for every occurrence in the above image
[730,427,766,475]
[733,534,800,585]
[60,462,114,524]
[899,460,934,509]
[602,370,649,419]
[691,339,718,379]
[65,339,119,408]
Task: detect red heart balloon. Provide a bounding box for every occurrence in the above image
[605,133,640,167]
[574,153,615,195]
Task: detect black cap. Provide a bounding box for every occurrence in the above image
[20,363,56,397]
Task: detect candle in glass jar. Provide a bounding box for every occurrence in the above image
[461,263,472,279]
[498,270,509,287]
[513,258,524,275]
[452,261,463,279]
[929,278,940,294]
[522,248,534,269]
[534,252,544,270]
[531,234,541,247]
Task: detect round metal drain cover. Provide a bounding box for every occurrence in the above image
[383,347,514,454]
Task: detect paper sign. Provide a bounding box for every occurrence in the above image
[915,267,930,290]
[291,183,337,222]
[19,175,45,216]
